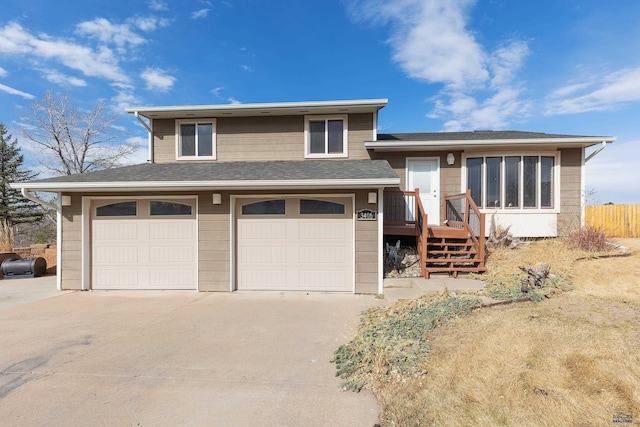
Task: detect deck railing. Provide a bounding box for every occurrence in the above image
[384,188,428,277]
[444,190,485,262]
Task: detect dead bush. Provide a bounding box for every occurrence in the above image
[566,225,609,252]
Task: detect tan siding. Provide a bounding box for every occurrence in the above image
[61,194,83,290]
[354,190,379,294]
[217,116,304,161]
[558,148,582,234]
[198,191,231,291]
[152,119,176,164]
[347,113,375,160]
[151,113,376,163]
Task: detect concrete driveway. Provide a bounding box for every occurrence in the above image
[0,277,381,426]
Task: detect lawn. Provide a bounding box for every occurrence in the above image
[335,238,640,426]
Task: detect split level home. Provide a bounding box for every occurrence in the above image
[13,99,615,294]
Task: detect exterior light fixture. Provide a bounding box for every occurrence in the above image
[446,152,455,165]
[212,193,222,205]
[368,192,377,204]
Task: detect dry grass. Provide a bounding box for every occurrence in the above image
[0,220,14,252]
[370,238,640,426]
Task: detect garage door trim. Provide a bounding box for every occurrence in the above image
[82,195,199,290]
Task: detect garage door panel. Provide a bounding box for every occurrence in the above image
[239,270,288,290]
[96,269,139,288]
[299,271,348,289]
[94,246,140,264]
[149,221,195,239]
[94,222,139,240]
[298,246,347,264]
[149,269,194,289]
[298,221,349,240]
[149,246,196,263]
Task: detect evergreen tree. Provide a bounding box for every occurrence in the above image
[0,122,43,225]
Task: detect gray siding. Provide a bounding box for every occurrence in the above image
[558,147,583,234]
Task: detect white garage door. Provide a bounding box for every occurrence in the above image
[91,199,197,290]
[236,197,353,292]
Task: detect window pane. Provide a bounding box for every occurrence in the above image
[467,158,483,208]
[241,200,286,215]
[327,120,344,153]
[486,157,501,208]
[150,201,192,216]
[181,124,196,156]
[197,124,213,157]
[300,199,345,215]
[523,156,538,208]
[541,156,554,208]
[309,121,325,154]
[96,201,137,217]
[505,156,520,208]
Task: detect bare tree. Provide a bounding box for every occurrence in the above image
[19,91,136,175]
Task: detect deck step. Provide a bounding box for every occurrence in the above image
[428,226,469,239]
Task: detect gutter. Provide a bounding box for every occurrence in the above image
[134,111,153,163]
[585,140,610,163]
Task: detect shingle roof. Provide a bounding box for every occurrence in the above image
[377,130,599,141]
[19,159,399,190]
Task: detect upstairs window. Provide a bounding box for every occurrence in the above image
[305,115,348,158]
[465,154,557,210]
[176,119,216,159]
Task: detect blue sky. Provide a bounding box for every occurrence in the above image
[0,0,638,203]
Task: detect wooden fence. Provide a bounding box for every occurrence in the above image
[585,204,640,238]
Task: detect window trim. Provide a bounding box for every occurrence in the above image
[462,152,560,213]
[175,118,217,160]
[304,114,348,158]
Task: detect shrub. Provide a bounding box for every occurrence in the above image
[0,220,14,252]
[566,225,609,252]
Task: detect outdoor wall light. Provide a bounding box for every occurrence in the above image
[368,192,377,204]
[60,195,72,206]
[212,193,222,205]
[446,152,455,165]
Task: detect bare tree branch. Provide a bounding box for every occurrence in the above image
[19,91,136,175]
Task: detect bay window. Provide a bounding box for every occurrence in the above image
[465,154,556,210]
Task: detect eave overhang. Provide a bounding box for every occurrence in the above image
[10,178,400,193]
[127,99,388,120]
[365,136,616,152]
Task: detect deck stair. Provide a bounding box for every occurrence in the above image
[424,226,485,277]
[384,189,486,279]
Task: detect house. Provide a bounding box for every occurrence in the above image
[12,99,615,293]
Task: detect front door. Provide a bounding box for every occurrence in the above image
[407,158,440,225]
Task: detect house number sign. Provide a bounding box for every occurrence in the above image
[356,209,376,221]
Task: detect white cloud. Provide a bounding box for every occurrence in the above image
[148,0,169,11]
[191,8,210,19]
[141,67,176,91]
[346,0,531,130]
[0,83,34,99]
[228,97,241,104]
[111,84,142,110]
[41,69,87,86]
[0,66,7,77]
[0,22,130,83]
[76,18,146,53]
[211,86,224,97]
[241,64,253,72]
[132,16,170,31]
[545,68,640,115]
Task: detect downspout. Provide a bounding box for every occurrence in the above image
[21,188,56,211]
[585,141,609,163]
[134,111,153,163]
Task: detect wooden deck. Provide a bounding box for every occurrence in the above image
[384,189,486,278]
